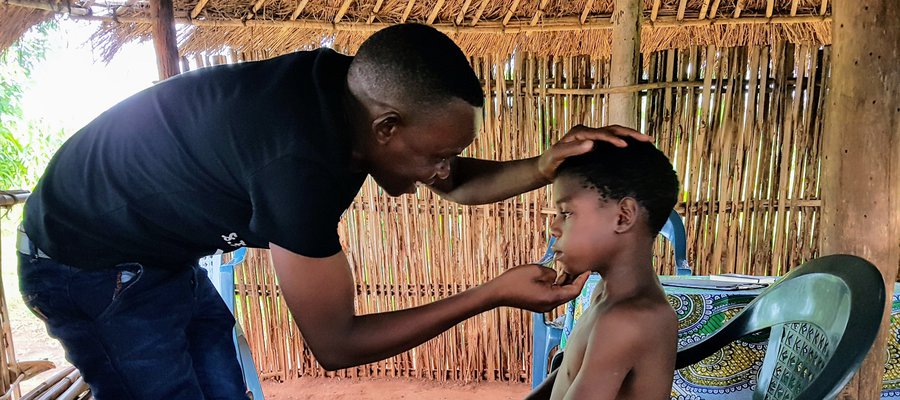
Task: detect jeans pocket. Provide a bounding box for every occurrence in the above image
[22,293,50,322]
[69,263,144,321]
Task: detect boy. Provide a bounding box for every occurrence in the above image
[528,137,680,400]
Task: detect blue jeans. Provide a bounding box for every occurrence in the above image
[18,251,249,400]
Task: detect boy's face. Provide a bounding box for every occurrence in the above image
[549,174,622,275]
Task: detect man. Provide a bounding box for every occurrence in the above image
[19,23,649,399]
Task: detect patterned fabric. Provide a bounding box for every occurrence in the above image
[560,276,900,399]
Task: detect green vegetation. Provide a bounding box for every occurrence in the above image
[1,21,67,191]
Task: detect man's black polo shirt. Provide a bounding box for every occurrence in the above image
[24,48,366,270]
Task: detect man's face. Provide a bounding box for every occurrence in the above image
[369,99,482,196]
[549,175,622,275]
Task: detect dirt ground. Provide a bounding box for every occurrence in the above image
[262,378,529,400]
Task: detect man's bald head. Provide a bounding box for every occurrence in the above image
[348,23,484,111]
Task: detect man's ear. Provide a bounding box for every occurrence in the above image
[614,197,639,234]
[372,111,402,145]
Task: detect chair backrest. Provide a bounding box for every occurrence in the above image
[675,254,885,400]
[659,210,690,275]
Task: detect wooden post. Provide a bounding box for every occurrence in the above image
[607,0,640,127]
[149,0,180,80]
[821,0,900,398]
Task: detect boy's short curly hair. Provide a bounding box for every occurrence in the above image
[557,137,679,236]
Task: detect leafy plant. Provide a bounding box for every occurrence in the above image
[0,20,60,190]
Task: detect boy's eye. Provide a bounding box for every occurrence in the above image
[560,211,572,220]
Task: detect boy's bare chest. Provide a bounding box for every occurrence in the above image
[561,302,609,380]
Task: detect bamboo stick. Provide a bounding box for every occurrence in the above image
[334,0,353,23]
[455,0,472,25]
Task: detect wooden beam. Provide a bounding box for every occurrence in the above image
[427,0,444,24]
[676,0,687,20]
[502,0,520,26]
[823,0,900,398]
[819,0,828,15]
[650,0,660,21]
[580,0,594,24]
[698,0,711,19]
[471,0,488,26]
[765,0,774,18]
[366,0,384,24]
[790,0,799,16]
[334,0,353,23]
[455,0,472,25]
[245,0,268,20]
[190,0,210,19]
[530,0,550,25]
[733,0,744,18]
[149,0,180,80]
[401,0,415,23]
[115,0,138,16]
[608,0,640,127]
[709,0,720,19]
[289,0,309,20]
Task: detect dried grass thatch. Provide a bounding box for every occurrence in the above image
[0,4,53,53]
[3,0,830,62]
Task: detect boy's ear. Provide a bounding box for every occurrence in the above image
[372,111,402,145]
[614,197,639,234]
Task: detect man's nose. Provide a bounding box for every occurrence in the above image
[435,160,451,179]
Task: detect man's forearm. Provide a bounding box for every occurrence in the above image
[437,156,549,205]
[311,284,498,370]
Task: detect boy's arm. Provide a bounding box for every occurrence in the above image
[563,310,642,400]
[524,369,557,400]
[429,125,649,205]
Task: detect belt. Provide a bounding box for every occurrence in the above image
[17,226,51,259]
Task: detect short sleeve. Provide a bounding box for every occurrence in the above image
[247,156,343,258]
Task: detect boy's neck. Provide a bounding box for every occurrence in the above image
[593,241,660,301]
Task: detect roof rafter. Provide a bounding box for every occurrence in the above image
[502,0,520,26]
[765,0,774,17]
[709,0,721,19]
[471,0,488,26]
[401,0,415,23]
[580,0,594,24]
[334,0,353,23]
[676,0,687,20]
[790,0,799,16]
[698,0,710,19]
[733,0,745,18]
[290,0,310,20]
[427,0,445,24]
[650,0,660,21]
[455,0,472,25]
[366,0,384,24]
[531,0,550,25]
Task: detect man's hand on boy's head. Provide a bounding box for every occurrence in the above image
[537,125,651,182]
[484,264,590,312]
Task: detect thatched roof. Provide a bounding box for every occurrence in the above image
[2,0,830,62]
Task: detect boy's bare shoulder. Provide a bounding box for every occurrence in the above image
[595,296,677,342]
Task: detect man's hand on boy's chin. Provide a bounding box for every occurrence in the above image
[484,264,590,312]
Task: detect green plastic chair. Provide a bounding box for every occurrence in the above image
[675,254,886,400]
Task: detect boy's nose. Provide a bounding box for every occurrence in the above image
[549,215,562,237]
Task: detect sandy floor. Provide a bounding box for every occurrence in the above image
[262,378,529,400]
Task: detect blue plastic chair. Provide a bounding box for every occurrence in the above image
[531,209,690,388]
[199,247,264,399]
